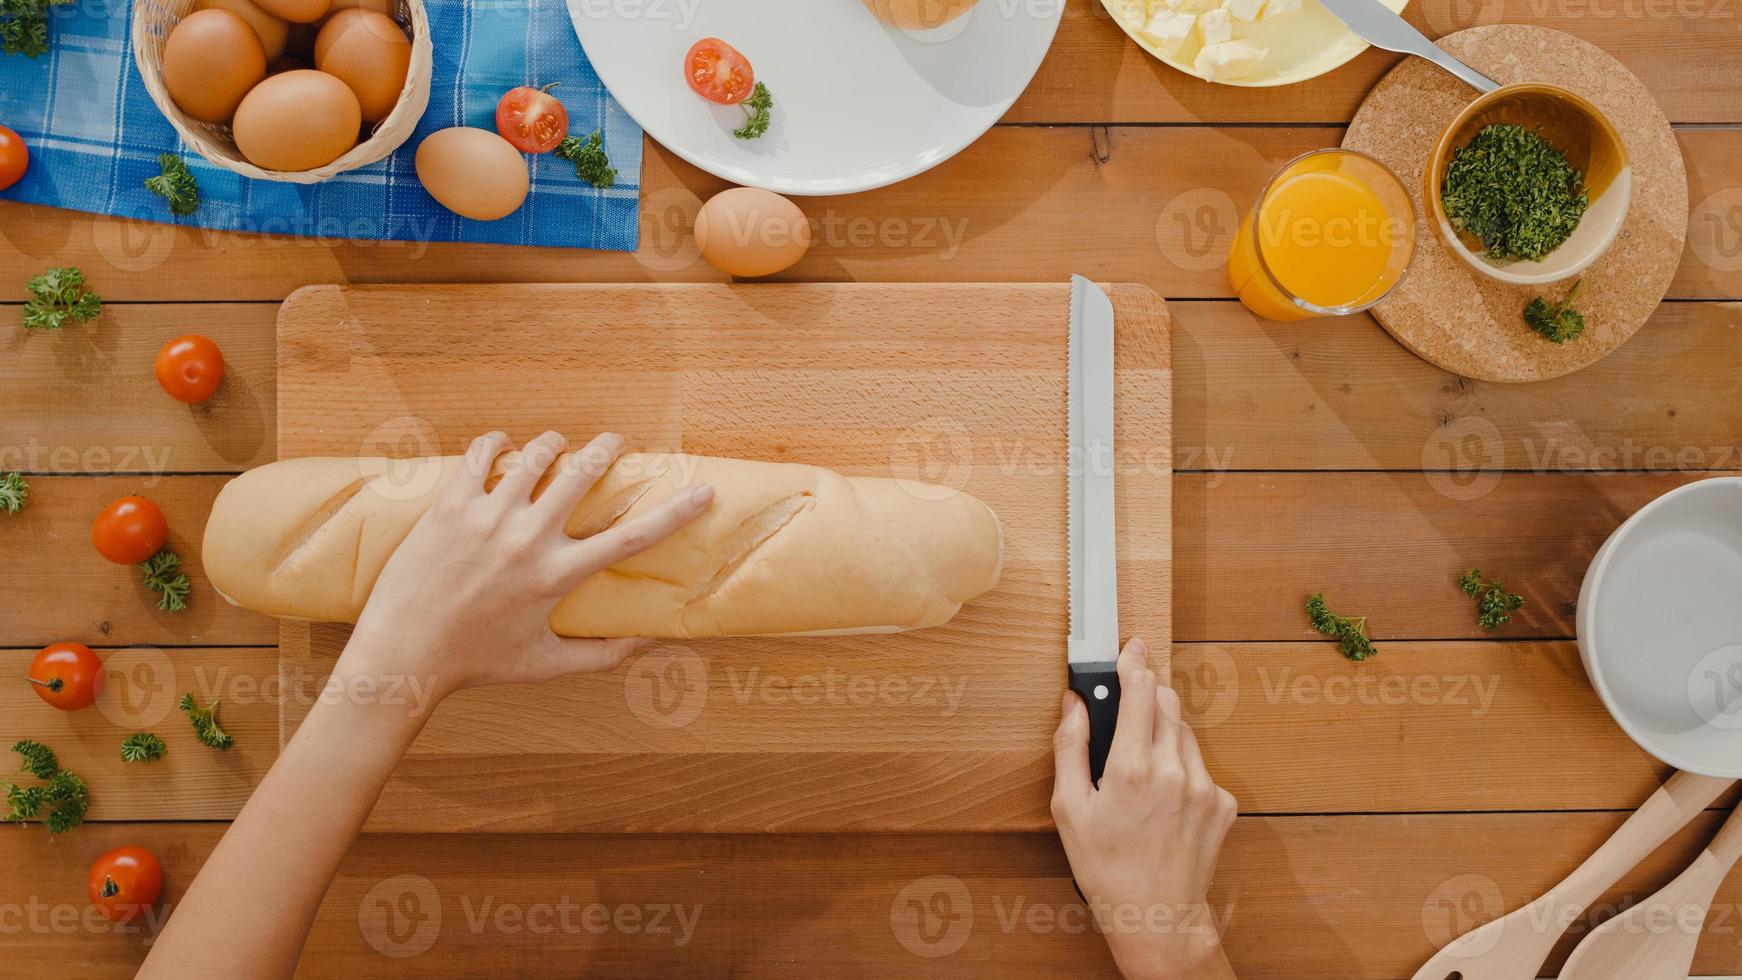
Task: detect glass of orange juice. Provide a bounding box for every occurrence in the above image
[1227,149,1416,322]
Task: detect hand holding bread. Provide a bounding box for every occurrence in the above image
[341,431,712,698]
[204,434,1004,639]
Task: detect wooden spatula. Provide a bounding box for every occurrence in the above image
[1410,771,1733,980]
[1557,800,1742,979]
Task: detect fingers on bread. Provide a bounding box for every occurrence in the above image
[204,452,1004,638]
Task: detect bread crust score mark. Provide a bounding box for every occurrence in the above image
[270,475,371,576]
[568,479,654,539]
[689,491,815,608]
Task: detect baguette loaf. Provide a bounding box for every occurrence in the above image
[203,452,1003,638]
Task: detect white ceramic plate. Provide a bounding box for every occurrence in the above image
[1578,477,1742,777]
[1098,0,1407,87]
[566,0,1063,195]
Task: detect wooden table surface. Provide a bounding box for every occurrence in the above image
[4,3,1742,976]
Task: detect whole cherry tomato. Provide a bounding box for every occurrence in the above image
[683,38,755,106]
[92,496,169,565]
[88,846,164,925]
[28,642,104,711]
[154,334,225,404]
[0,126,26,192]
[495,83,569,155]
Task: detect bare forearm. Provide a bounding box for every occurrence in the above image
[1117,942,1238,980]
[140,649,431,978]
[139,431,703,975]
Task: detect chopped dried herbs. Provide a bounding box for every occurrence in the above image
[1442,124,1587,263]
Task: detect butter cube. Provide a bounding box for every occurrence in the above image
[1140,8,1198,51]
[1194,38,1268,80]
[1118,0,1147,24]
[1262,0,1301,18]
[1224,0,1266,21]
[1168,0,1220,15]
[1198,7,1233,45]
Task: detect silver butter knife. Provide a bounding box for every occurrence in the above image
[1315,0,1500,93]
[1066,275,1121,785]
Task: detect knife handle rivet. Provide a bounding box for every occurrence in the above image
[1093,685,1110,701]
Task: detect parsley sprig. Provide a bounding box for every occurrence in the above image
[0,472,27,515]
[733,82,772,140]
[1,0,69,58]
[13,739,57,780]
[1459,570,1524,631]
[555,129,616,189]
[1524,279,1586,345]
[40,771,88,833]
[120,733,168,763]
[6,782,45,821]
[142,551,192,612]
[1307,593,1378,661]
[23,267,102,332]
[3,740,88,834]
[145,153,201,217]
[179,693,233,750]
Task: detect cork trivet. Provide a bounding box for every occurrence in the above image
[1343,26,1687,384]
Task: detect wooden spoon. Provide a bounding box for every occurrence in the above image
[1409,771,1733,980]
[1557,801,1742,979]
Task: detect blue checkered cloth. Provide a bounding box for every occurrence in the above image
[0,0,641,250]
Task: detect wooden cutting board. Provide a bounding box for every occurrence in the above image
[275,282,1172,833]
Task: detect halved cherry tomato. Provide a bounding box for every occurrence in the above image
[93,496,169,565]
[154,334,225,404]
[684,38,755,106]
[88,846,164,925]
[495,83,569,155]
[0,126,26,192]
[29,642,104,711]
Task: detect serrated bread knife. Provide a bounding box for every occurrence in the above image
[1066,275,1120,785]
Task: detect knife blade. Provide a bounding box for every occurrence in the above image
[1066,275,1121,786]
[1314,0,1500,93]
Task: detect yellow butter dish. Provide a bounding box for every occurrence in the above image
[1100,0,1408,86]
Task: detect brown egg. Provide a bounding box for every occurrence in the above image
[160,9,266,124]
[233,70,361,171]
[415,128,529,222]
[314,9,410,123]
[191,0,288,62]
[694,188,812,278]
[252,0,330,24]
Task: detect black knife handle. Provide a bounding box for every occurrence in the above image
[1068,664,1122,786]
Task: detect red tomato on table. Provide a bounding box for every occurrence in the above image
[28,642,104,711]
[684,38,755,106]
[495,84,569,155]
[154,334,225,404]
[88,847,164,925]
[92,496,169,565]
[0,126,26,192]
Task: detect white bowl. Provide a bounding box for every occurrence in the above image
[1577,477,1742,777]
[1427,83,1632,287]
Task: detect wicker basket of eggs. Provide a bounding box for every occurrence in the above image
[132,0,432,181]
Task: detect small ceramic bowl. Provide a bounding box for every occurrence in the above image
[1426,83,1631,286]
[1577,477,1742,778]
